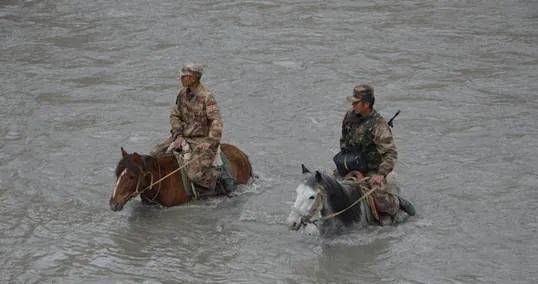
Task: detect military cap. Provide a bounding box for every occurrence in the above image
[179,63,204,77]
[347,84,374,103]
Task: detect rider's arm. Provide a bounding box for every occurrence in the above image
[339,111,351,151]
[170,91,185,139]
[373,121,397,177]
[205,94,223,147]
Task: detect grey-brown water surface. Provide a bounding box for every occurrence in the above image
[1,1,538,283]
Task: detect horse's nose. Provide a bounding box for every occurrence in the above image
[287,214,301,230]
[109,199,123,212]
[288,221,301,231]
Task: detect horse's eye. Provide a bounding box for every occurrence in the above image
[309,196,315,200]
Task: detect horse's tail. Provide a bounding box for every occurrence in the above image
[220,143,253,184]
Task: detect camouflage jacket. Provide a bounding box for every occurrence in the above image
[170,84,223,148]
[339,109,397,176]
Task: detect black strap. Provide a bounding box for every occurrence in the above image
[387,110,400,128]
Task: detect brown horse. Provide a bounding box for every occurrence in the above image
[109,143,253,211]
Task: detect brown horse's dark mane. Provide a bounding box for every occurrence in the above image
[115,153,159,178]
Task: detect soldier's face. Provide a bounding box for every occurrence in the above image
[352,92,370,112]
[180,75,196,88]
[353,100,371,115]
[352,100,362,112]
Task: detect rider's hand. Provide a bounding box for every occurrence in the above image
[370,175,385,186]
[196,142,211,151]
[167,136,185,152]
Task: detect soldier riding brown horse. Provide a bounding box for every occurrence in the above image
[110,144,253,211]
[152,63,235,196]
[110,63,254,211]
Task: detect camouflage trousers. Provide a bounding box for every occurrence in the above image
[151,137,219,190]
[365,172,400,217]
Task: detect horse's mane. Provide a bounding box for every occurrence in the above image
[308,172,362,226]
[115,153,159,178]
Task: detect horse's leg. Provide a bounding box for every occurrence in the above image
[220,143,253,185]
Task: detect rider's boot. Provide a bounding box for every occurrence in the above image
[216,167,236,195]
[398,196,416,216]
[194,185,214,199]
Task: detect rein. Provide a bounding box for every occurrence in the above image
[300,177,377,226]
[137,158,162,204]
[312,186,376,223]
[127,155,201,200]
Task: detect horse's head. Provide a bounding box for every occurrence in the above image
[110,147,147,212]
[287,164,327,231]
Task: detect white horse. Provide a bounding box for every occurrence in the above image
[287,165,371,236]
[287,165,414,236]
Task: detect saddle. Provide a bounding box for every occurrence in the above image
[173,146,232,199]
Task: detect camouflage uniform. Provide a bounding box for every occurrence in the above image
[172,83,223,189]
[340,109,399,216]
[152,76,223,190]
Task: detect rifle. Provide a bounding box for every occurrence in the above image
[387,110,400,128]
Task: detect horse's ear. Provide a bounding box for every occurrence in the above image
[301,164,310,174]
[121,147,128,157]
[315,171,322,183]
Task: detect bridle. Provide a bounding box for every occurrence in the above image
[291,184,326,228]
[123,158,162,203]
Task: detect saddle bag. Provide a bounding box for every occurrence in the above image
[333,150,367,176]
